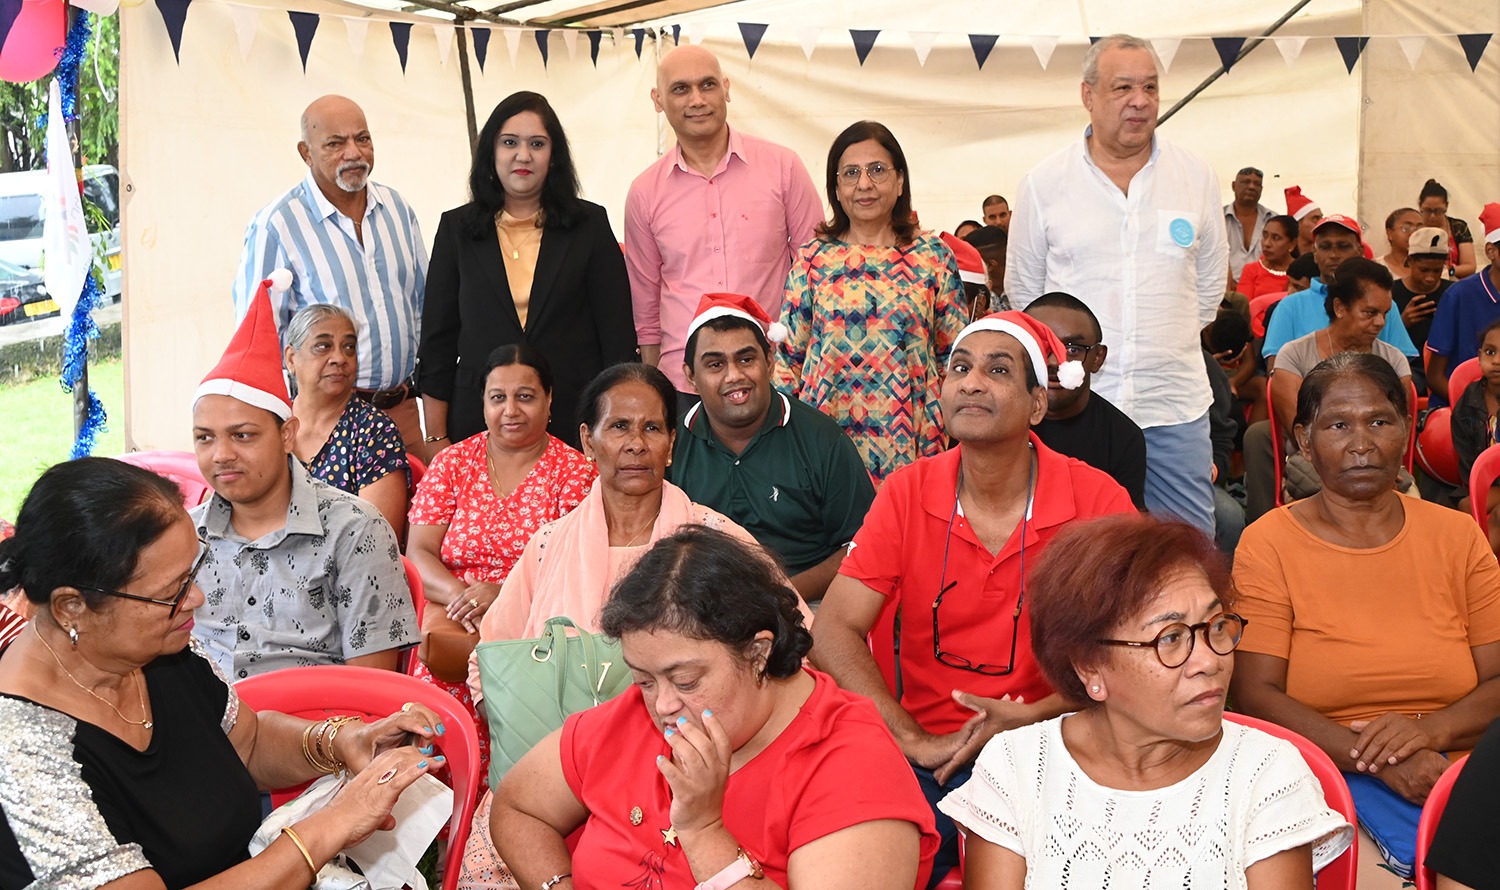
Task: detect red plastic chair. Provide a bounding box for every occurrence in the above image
[1268,405,1288,508]
[1414,754,1470,890]
[1416,407,1461,487]
[117,450,213,509]
[1249,293,1286,339]
[400,555,426,674]
[1447,357,1482,406]
[407,454,427,494]
[1468,444,1500,531]
[234,666,481,890]
[1224,713,1357,889]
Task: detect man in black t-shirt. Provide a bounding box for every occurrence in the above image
[1025,293,1148,508]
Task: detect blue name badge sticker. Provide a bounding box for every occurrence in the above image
[1170,217,1195,248]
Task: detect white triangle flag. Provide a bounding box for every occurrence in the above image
[1274,36,1307,65]
[432,24,454,67]
[611,27,626,56]
[42,80,90,319]
[228,5,258,61]
[1398,35,1426,69]
[344,18,369,63]
[1151,37,1180,72]
[690,25,707,46]
[909,31,937,67]
[561,28,578,60]
[1029,35,1058,70]
[798,27,819,60]
[504,28,523,67]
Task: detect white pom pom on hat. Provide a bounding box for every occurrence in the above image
[267,268,294,293]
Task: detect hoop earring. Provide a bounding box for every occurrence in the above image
[68,625,79,648]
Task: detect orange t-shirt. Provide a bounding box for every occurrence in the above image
[1234,498,1500,727]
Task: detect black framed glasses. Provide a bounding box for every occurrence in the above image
[74,537,209,618]
[837,162,895,186]
[934,579,1022,675]
[1061,341,1102,361]
[1097,612,1248,669]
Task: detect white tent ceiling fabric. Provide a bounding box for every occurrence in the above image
[117,0,1496,448]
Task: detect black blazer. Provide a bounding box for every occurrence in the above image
[418,200,636,449]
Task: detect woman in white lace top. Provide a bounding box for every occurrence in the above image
[938,514,1352,889]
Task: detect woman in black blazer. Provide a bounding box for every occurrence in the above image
[419,91,636,452]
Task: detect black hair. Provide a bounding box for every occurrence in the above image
[1324,257,1394,321]
[484,343,555,394]
[1236,166,1264,178]
[816,120,915,246]
[1026,291,1102,342]
[1294,352,1407,430]
[1385,207,1420,231]
[1208,310,1251,356]
[577,362,677,432]
[461,91,583,239]
[1265,214,1298,244]
[1419,178,1449,205]
[599,526,811,681]
[0,458,184,609]
[683,316,770,373]
[982,194,1008,207]
[1287,253,1320,281]
[954,219,983,233]
[963,225,1008,251]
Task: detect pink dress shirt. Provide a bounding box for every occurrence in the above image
[624,127,822,391]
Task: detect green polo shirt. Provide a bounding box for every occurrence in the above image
[670,392,875,575]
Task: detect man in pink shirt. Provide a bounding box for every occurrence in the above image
[625,45,823,407]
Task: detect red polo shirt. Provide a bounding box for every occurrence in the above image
[840,434,1135,735]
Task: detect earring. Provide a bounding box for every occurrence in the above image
[1090,685,1099,694]
[68,625,79,648]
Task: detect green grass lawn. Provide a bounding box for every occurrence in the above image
[0,359,125,518]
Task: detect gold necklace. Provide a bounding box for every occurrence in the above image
[619,509,661,548]
[497,212,543,260]
[34,625,153,730]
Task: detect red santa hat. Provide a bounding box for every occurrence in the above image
[940,232,988,286]
[194,271,294,419]
[684,293,788,345]
[1481,202,1500,245]
[953,310,1085,390]
[1284,186,1319,221]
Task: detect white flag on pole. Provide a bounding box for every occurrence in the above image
[42,79,91,319]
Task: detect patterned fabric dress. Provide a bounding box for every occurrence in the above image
[304,396,410,494]
[774,233,968,486]
[406,432,595,784]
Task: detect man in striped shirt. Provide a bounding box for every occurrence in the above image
[233,95,429,452]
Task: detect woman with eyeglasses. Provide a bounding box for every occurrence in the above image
[1233,352,1500,885]
[1418,178,1476,279]
[774,120,968,487]
[940,513,1353,889]
[0,458,445,890]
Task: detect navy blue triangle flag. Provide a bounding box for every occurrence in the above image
[1335,36,1368,73]
[587,29,602,66]
[1089,35,1102,45]
[1212,36,1246,72]
[1458,33,1491,72]
[155,0,192,63]
[288,11,319,71]
[671,24,680,44]
[390,22,411,72]
[633,28,646,58]
[472,26,490,72]
[969,33,998,69]
[534,29,549,67]
[739,22,768,59]
[850,29,879,65]
[0,0,23,55]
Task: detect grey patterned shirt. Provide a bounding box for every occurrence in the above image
[190,457,418,680]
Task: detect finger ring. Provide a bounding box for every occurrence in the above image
[469,598,479,608]
[400,702,415,712]
[376,767,399,785]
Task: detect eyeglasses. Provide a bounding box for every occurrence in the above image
[837,162,895,186]
[1097,611,1247,669]
[1419,207,1447,217]
[74,537,210,619]
[1062,341,1102,360]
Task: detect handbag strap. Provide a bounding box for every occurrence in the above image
[535,617,614,706]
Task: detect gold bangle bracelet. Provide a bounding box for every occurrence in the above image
[321,715,361,774]
[280,826,318,882]
[302,720,339,774]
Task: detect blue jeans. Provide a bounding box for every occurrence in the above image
[1142,413,1215,535]
[913,762,974,889]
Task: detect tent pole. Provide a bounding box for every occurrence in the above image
[1158,0,1313,126]
[455,23,479,151]
[66,8,89,441]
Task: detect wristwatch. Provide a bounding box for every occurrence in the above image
[694,848,763,890]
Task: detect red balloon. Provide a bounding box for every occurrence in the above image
[0,0,67,84]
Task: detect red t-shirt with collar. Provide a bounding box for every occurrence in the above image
[559,669,939,889]
[840,435,1135,735]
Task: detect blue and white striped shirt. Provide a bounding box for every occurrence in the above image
[233,170,428,390]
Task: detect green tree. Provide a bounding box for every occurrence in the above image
[0,15,119,173]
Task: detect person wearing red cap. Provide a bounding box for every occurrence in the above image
[1284,185,1324,257]
[189,277,417,680]
[1426,202,1500,409]
[813,310,1133,886]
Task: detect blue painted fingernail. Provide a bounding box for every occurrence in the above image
[656,754,665,762]
[703,709,712,718]
[664,728,675,737]
[435,755,446,762]
[422,725,433,733]
[676,716,687,726]
[419,745,433,755]
[435,723,446,735]
[418,760,428,768]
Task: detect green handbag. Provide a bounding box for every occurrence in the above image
[475,616,633,788]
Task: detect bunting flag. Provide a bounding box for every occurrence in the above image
[344,17,368,62]
[390,21,411,72]
[42,80,89,319]
[632,27,646,58]
[503,28,521,68]
[471,25,490,71]
[288,11,318,71]
[739,22,768,59]
[229,4,258,60]
[1458,33,1491,72]
[1211,35,1245,72]
[587,29,602,66]
[1088,35,1101,45]
[679,21,699,45]
[1151,36,1180,72]
[433,23,454,67]
[798,27,818,60]
[850,29,878,65]
[1274,35,1307,65]
[1334,35,1367,72]
[969,34,997,69]
[1029,35,1057,69]
[560,28,577,60]
[1397,35,1425,68]
[908,31,937,67]
[534,28,549,67]
[155,0,191,62]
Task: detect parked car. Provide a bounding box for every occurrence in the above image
[0,164,121,303]
[0,257,56,326]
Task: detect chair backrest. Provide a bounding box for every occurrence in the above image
[234,666,481,890]
[1416,407,1461,487]
[1249,293,1285,338]
[1267,406,1287,508]
[1404,377,1419,472]
[1469,444,1500,530]
[401,555,425,676]
[407,454,427,494]
[1448,358,1482,406]
[1414,754,1469,890]
[1223,713,1357,890]
[116,450,213,509]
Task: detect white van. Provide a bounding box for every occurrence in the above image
[0,164,122,306]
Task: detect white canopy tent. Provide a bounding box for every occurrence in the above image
[115,0,1498,449]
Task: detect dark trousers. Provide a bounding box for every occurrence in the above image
[913,761,974,888]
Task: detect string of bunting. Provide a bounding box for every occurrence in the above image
[149,3,1494,75]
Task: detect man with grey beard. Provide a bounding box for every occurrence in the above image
[233,95,430,453]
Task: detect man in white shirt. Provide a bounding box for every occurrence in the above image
[1006,33,1226,534]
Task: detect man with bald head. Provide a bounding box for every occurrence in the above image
[234,95,430,454]
[625,45,822,410]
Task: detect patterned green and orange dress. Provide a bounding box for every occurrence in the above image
[774,233,968,486]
